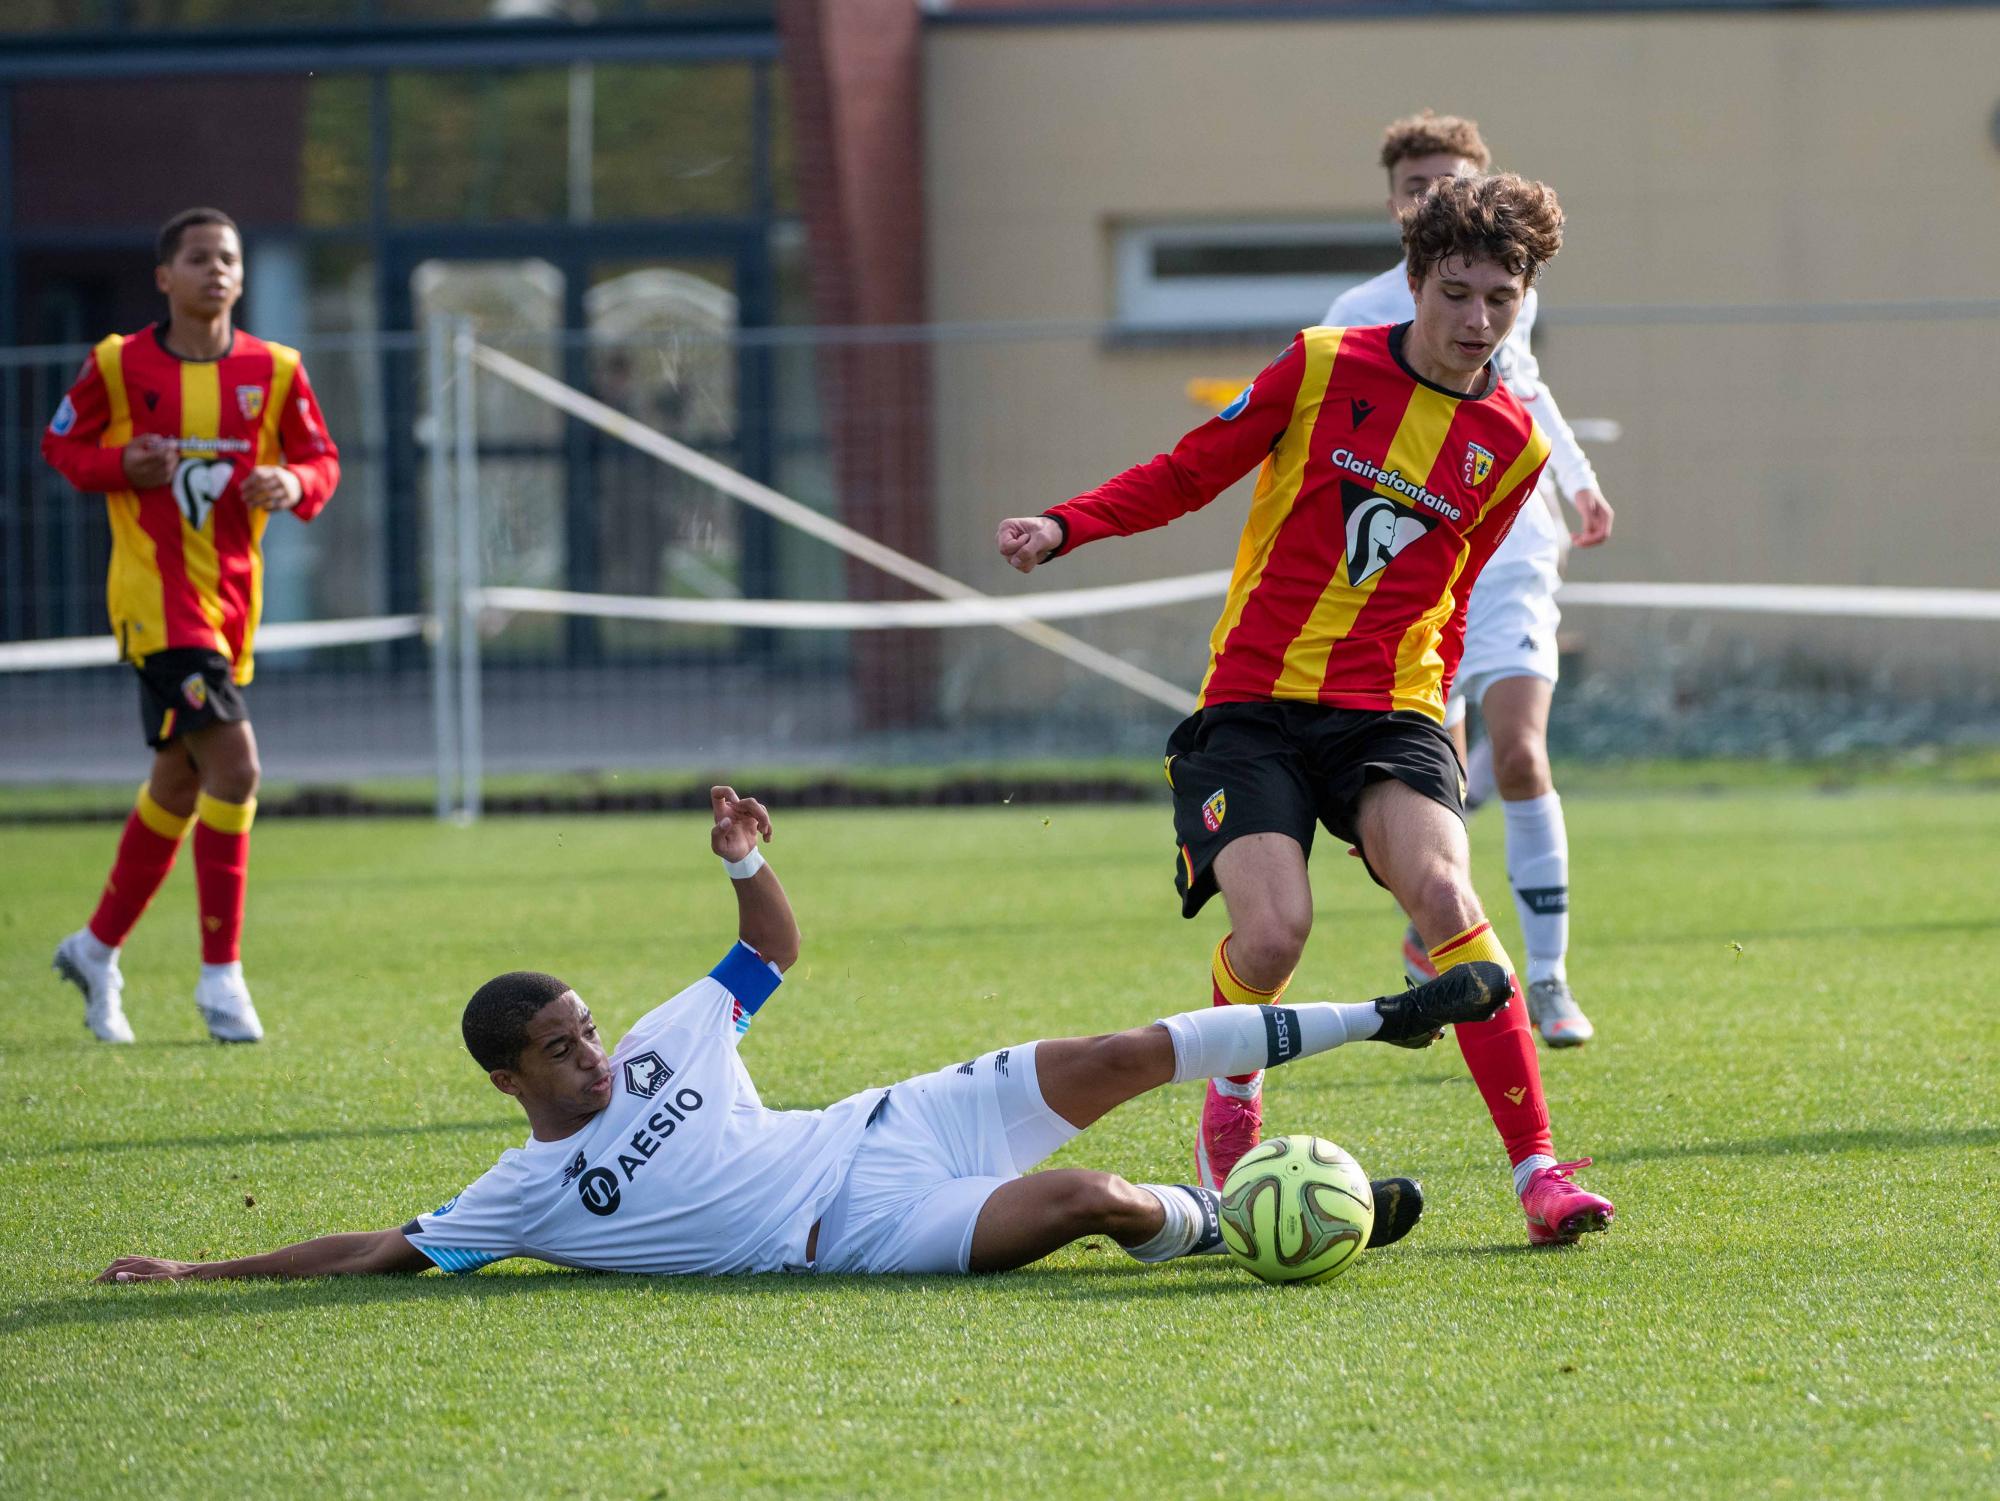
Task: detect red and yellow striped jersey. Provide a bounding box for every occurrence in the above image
[1047,323,1551,721]
[40,323,340,684]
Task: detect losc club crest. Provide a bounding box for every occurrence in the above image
[236,385,265,420]
[1463,443,1495,487]
[1201,788,1227,833]
[623,1051,674,1099]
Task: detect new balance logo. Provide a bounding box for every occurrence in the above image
[994,1049,1010,1078]
[560,1150,588,1185]
[1517,886,1569,915]
[955,1061,975,1076]
[1350,397,1375,429]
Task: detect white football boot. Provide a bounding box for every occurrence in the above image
[195,962,264,1043]
[53,929,135,1044]
[1526,978,1594,1048]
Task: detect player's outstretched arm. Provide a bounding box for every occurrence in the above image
[711,785,799,972]
[97,1227,430,1283]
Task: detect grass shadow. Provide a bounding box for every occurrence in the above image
[1601,1123,2000,1165]
[16,1237,1571,1336]
[1404,1242,1561,1260]
[1658,915,2000,945]
[51,1119,510,1157]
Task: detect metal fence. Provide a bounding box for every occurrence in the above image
[6,304,1999,812]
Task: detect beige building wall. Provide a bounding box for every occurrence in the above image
[922,10,2000,710]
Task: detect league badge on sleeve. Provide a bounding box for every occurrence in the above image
[1219,384,1254,421]
[1202,788,1227,833]
[1463,443,1495,487]
[49,395,77,436]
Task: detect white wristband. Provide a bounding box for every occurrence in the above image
[723,848,766,881]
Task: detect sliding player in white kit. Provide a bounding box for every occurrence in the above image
[96,787,1511,1286]
[1328,112,1614,1047]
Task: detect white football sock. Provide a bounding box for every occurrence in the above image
[1212,1071,1262,1101]
[75,929,117,965]
[200,960,245,984]
[1503,792,1570,986]
[1514,1153,1558,1198]
[1157,1001,1382,1085]
[1123,1185,1199,1262]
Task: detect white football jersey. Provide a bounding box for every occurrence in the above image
[402,944,889,1276]
[1325,264,1599,565]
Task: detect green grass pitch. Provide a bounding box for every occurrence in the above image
[2,786,1996,1498]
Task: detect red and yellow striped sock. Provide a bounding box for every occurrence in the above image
[1429,920,1554,1167]
[88,785,193,948]
[1211,934,1290,1088]
[193,793,256,965]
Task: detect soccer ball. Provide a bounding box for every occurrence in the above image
[1219,1134,1374,1285]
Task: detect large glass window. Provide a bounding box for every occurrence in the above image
[1,1,776,33]
[386,62,768,225]
[389,69,571,224]
[592,63,757,220]
[300,76,374,229]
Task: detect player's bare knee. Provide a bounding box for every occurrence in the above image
[206,748,260,803]
[1491,738,1550,800]
[1232,911,1310,985]
[208,765,259,803]
[1101,1027,1171,1085]
[1410,868,1480,943]
[1058,1172,1148,1235]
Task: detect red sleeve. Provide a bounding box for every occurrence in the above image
[39,355,130,495]
[1044,334,1308,556]
[277,361,340,522]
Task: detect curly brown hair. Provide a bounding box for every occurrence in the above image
[1378,110,1491,175]
[1402,172,1564,287]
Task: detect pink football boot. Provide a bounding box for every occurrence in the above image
[1522,1157,1615,1245]
[1195,1078,1264,1190]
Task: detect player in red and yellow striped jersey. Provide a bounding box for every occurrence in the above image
[997,175,1612,1245]
[41,207,340,1046]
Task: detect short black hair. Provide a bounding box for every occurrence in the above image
[157,207,239,266]
[463,971,573,1072]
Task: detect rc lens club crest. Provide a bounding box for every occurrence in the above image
[1202,789,1226,833]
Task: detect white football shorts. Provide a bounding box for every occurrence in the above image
[812,1042,1078,1275]
[1443,551,1564,729]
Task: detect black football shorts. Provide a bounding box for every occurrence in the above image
[135,648,247,749]
[1163,701,1466,917]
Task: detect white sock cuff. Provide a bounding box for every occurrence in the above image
[1156,1007,1267,1084]
[1513,1153,1558,1198]
[1126,1185,1203,1262]
[1502,790,1563,827]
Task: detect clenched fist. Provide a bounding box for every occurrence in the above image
[996,515,1063,575]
